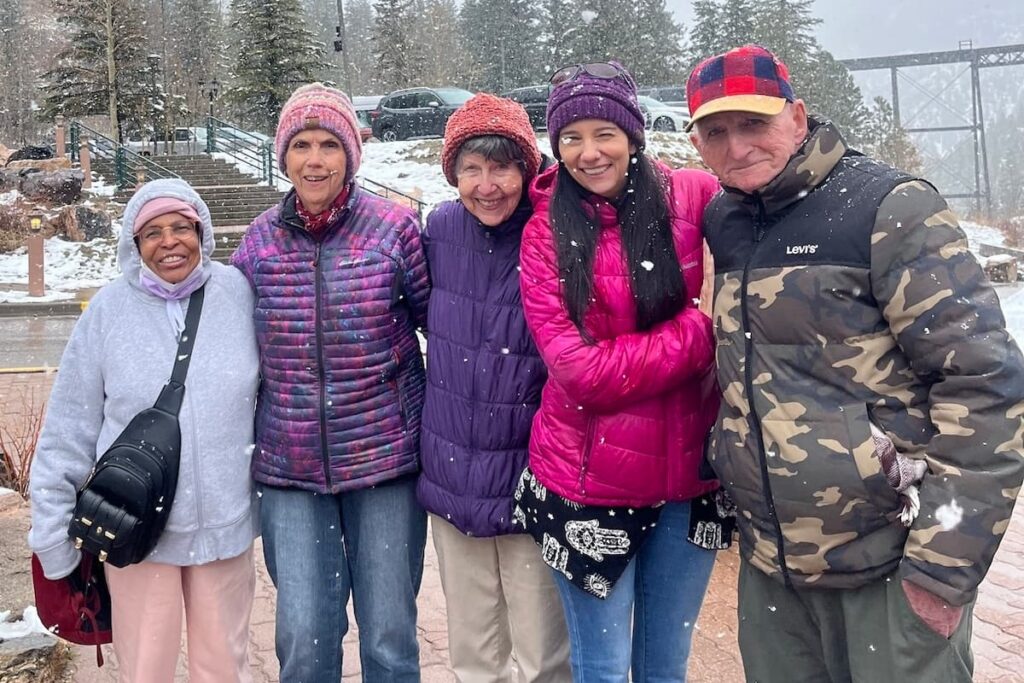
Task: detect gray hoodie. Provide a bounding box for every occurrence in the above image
[29,179,260,579]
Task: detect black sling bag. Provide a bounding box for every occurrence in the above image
[68,285,205,567]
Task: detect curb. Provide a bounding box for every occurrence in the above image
[0,300,87,318]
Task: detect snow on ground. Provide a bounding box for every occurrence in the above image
[0,607,54,640]
[962,220,1007,247]
[0,230,120,302]
[0,190,19,206]
[358,140,455,215]
[0,487,13,497]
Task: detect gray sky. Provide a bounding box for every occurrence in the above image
[668,0,1024,59]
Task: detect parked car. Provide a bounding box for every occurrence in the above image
[126,127,207,156]
[637,96,689,132]
[371,87,474,141]
[501,85,551,130]
[638,86,686,109]
[352,95,382,142]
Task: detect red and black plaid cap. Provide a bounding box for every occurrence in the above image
[685,45,795,131]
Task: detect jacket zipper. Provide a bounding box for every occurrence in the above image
[314,242,332,489]
[741,199,792,586]
[390,348,408,427]
[576,418,597,495]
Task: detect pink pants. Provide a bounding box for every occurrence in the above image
[104,547,255,683]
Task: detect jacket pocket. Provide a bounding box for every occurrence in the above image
[843,404,901,512]
[389,348,409,429]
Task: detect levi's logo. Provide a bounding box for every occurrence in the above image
[786,244,818,255]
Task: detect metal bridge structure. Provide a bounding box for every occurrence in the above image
[840,42,1024,215]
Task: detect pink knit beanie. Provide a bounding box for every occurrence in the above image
[275,83,363,185]
[132,197,200,235]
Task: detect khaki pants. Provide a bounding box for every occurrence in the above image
[105,547,256,683]
[737,557,974,683]
[431,515,571,683]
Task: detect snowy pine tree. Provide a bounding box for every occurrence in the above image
[861,96,923,174]
[43,0,150,141]
[687,0,867,140]
[226,0,327,133]
[345,0,383,94]
[459,0,543,91]
[408,0,470,86]
[372,0,414,90]
[539,0,581,75]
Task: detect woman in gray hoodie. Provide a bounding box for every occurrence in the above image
[28,178,260,682]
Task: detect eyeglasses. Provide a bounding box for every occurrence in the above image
[138,224,197,243]
[550,62,627,86]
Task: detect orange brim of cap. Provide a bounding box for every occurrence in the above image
[684,94,789,132]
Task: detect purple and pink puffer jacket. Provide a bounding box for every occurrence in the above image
[232,185,430,493]
[520,164,720,507]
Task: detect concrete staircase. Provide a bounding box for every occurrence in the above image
[92,154,286,231]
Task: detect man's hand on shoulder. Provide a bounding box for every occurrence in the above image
[901,578,964,638]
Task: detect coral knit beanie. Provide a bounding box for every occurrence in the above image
[441,93,542,187]
[275,82,363,185]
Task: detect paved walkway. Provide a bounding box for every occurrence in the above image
[2,371,1022,682]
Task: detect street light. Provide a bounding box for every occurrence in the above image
[199,79,220,121]
[199,79,220,154]
[147,54,161,155]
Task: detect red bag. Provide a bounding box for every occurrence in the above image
[31,553,112,666]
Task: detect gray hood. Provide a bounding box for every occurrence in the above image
[117,178,216,288]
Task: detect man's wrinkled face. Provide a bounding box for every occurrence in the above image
[690,101,808,194]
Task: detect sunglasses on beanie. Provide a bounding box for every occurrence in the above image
[550,62,629,86]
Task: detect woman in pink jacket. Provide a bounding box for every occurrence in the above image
[514,62,723,682]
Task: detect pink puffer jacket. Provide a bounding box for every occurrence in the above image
[520,163,720,507]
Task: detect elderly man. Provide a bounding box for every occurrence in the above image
[688,44,1024,683]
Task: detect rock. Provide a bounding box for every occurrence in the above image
[5,159,71,173]
[5,145,53,164]
[17,171,83,205]
[0,144,10,167]
[51,206,112,242]
[0,169,18,193]
[0,635,69,682]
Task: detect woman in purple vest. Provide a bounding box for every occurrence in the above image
[231,83,430,682]
[416,93,571,682]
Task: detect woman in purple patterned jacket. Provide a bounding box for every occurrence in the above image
[231,83,430,683]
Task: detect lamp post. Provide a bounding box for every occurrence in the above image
[147,54,161,155]
[27,212,45,297]
[199,78,220,120]
[199,79,220,154]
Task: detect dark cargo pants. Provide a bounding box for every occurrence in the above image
[737,558,974,683]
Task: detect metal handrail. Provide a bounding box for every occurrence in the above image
[205,115,274,185]
[70,121,180,188]
[357,177,426,222]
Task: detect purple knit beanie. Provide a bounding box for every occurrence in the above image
[546,61,646,159]
[275,82,363,185]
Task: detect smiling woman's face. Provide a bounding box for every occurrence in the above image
[136,212,201,283]
[285,129,348,213]
[557,119,636,199]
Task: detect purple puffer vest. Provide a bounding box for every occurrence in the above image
[232,186,430,493]
[416,200,546,536]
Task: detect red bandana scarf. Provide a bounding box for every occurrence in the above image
[296,186,350,237]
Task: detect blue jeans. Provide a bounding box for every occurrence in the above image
[260,477,427,683]
[552,501,717,683]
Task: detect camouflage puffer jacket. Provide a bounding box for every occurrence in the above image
[704,117,1024,606]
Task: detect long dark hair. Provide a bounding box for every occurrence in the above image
[551,151,685,339]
